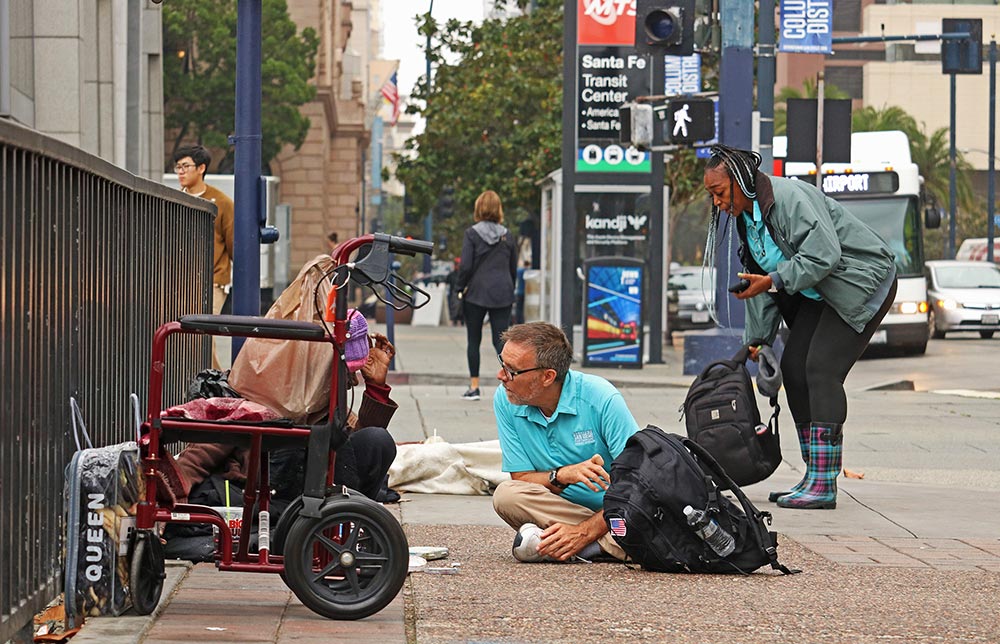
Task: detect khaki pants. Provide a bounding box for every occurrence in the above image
[492,479,626,560]
[211,284,228,370]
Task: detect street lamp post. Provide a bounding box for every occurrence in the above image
[962,37,997,264]
[422,0,435,275]
[989,38,996,263]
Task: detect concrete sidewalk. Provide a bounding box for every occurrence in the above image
[73,324,1000,643]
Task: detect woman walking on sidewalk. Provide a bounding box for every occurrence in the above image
[702,145,897,509]
[457,190,518,401]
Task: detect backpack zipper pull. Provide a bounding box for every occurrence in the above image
[677,404,685,422]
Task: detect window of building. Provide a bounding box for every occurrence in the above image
[833,0,861,31]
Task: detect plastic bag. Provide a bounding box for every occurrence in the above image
[228,255,335,423]
[63,396,144,627]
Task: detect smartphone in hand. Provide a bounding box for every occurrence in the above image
[728,278,751,293]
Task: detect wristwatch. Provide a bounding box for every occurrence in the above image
[549,468,568,490]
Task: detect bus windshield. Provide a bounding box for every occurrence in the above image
[838,196,922,277]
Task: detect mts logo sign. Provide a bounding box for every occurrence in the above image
[578,0,637,46]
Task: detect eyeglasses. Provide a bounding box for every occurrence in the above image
[497,354,545,380]
[174,162,197,173]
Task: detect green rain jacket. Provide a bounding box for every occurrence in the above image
[741,172,896,344]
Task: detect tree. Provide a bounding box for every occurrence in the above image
[394,1,563,256]
[162,0,318,170]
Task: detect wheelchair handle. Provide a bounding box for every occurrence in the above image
[385,234,434,257]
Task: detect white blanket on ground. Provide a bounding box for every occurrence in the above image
[388,439,509,495]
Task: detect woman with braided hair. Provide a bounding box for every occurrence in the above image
[702,144,897,510]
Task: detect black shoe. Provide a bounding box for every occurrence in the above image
[461,388,481,401]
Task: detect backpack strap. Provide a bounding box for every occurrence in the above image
[735,342,782,439]
[766,396,781,437]
[681,436,799,575]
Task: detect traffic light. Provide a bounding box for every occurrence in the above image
[942,18,982,75]
[635,0,695,56]
[438,185,455,219]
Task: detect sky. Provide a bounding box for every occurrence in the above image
[379,0,487,98]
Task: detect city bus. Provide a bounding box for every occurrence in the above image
[773,130,938,355]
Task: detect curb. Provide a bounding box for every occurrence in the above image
[70,560,192,644]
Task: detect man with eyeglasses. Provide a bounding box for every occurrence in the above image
[173,145,235,319]
[492,322,640,563]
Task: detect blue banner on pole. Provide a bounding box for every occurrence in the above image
[664,54,701,96]
[778,0,833,54]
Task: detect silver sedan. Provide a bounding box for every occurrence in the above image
[926,260,1000,339]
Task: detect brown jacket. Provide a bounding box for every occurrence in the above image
[199,184,234,287]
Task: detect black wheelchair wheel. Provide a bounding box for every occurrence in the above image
[129,530,165,615]
[271,496,304,556]
[282,496,408,620]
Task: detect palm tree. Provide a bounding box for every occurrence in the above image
[773,78,850,135]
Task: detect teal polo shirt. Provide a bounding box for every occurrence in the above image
[743,201,822,301]
[494,370,640,511]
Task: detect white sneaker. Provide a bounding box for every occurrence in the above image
[511,523,553,562]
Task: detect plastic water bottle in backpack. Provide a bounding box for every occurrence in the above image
[683,505,736,557]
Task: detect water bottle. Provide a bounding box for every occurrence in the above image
[683,505,736,557]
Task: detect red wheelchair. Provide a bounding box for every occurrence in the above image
[129,233,433,620]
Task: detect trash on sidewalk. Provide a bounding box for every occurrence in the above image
[33,600,80,643]
[424,563,462,575]
[409,546,449,561]
[408,555,428,573]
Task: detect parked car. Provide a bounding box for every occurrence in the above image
[925,260,1000,339]
[667,265,715,332]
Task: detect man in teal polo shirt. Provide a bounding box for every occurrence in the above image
[492,322,640,562]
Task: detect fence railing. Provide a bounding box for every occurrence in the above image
[0,118,214,641]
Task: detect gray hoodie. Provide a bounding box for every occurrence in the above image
[457,221,518,309]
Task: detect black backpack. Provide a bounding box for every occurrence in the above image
[681,344,781,487]
[603,426,796,575]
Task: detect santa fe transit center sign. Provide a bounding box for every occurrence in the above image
[576,0,651,173]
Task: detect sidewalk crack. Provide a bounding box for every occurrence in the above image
[841,489,918,538]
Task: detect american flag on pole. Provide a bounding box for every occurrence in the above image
[380,71,400,125]
[609,517,627,537]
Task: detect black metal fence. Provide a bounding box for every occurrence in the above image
[0,119,214,641]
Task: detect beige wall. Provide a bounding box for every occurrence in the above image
[863,5,1000,170]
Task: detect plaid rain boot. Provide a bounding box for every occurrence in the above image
[768,422,811,502]
[776,423,843,510]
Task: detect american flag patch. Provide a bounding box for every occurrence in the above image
[609,517,627,537]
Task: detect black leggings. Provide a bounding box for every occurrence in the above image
[463,300,512,378]
[776,279,897,425]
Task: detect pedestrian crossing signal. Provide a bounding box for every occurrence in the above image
[664,98,714,144]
